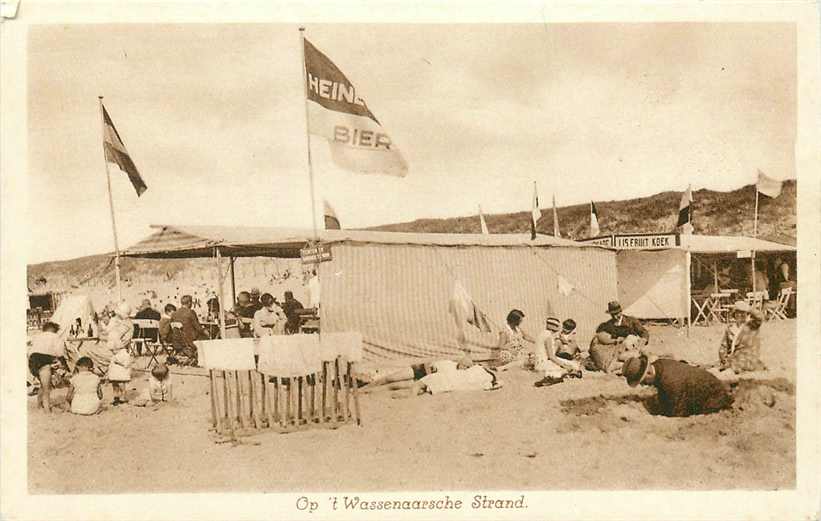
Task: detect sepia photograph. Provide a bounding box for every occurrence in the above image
[2,3,820,520]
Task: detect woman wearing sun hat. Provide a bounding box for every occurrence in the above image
[622,354,732,417]
[533,317,582,387]
[718,301,766,373]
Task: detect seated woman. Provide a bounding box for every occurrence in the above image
[494,309,536,370]
[717,301,766,374]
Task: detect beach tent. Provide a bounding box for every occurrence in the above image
[50,294,97,341]
[123,225,618,366]
[582,233,796,321]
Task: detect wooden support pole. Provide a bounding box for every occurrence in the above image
[334,358,342,421]
[321,362,328,421]
[297,376,305,425]
[273,377,281,427]
[309,373,316,423]
[342,360,350,422]
[351,362,362,426]
[208,369,218,430]
[236,370,245,429]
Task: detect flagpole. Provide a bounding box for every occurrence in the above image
[98,96,122,302]
[751,184,759,293]
[299,27,320,242]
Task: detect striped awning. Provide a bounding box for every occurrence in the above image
[122,224,604,259]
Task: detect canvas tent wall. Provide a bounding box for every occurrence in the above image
[123,225,618,366]
[604,234,796,320]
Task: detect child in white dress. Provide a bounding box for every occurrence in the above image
[66,357,102,415]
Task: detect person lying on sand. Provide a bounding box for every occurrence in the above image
[622,354,733,417]
[362,356,476,393]
[409,358,502,396]
[717,301,767,374]
[533,317,582,387]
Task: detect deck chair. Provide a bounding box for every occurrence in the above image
[764,287,792,321]
[745,291,766,312]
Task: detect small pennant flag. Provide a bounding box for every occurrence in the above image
[557,275,575,297]
[101,103,147,196]
[757,170,783,198]
[449,280,492,333]
[677,184,694,234]
[552,194,561,238]
[323,199,341,230]
[589,201,600,238]
[478,205,489,235]
[531,182,542,240]
[303,37,408,177]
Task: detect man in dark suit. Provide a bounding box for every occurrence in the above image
[170,295,205,364]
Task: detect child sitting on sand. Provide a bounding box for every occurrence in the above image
[66,357,103,415]
[555,319,581,360]
[533,317,582,387]
[134,364,174,406]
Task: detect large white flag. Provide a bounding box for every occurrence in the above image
[478,205,489,235]
[589,201,600,238]
[303,37,408,177]
[757,170,783,198]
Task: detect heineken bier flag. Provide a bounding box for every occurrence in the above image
[102,103,147,196]
[303,38,408,176]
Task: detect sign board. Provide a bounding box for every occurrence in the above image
[612,233,679,250]
[580,236,614,247]
[578,233,679,250]
[736,250,752,258]
[300,244,332,264]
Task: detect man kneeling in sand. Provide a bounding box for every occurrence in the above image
[622,354,733,417]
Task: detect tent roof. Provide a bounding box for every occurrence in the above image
[121,224,603,259]
[679,234,795,254]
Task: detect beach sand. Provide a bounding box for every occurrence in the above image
[28,320,795,493]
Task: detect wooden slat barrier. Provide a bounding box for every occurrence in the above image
[208,357,362,437]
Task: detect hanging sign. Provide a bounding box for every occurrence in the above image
[300,244,332,264]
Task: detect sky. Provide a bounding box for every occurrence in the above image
[27,23,796,263]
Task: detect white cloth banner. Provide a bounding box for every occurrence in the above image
[196,333,363,375]
[257,335,321,377]
[319,331,364,362]
[194,339,256,370]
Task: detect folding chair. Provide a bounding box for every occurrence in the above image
[707,293,728,323]
[745,291,766,313]
[691,294,710,325]
[132,318,160,357]
[764,288,792,321]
